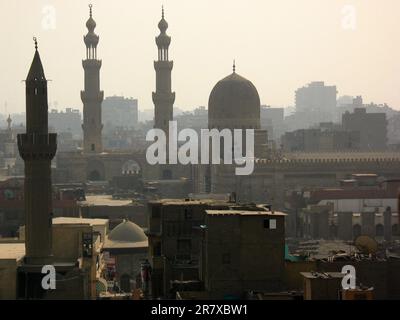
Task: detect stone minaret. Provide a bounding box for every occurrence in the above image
[81,4,103,153]
[152,7,175,138]
[17,39,57,265]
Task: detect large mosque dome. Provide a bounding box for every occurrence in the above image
[104,220,148,249]
[108,220,147,243]
[208,69,261,129]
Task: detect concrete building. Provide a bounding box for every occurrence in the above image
[295,81,337,122]
[301,272,344,300]
[0,177,81,237]
[260,106,284,142]
[201,210,286,299]
[342,108,387,150]
[0,242,25,299]
[102,96,138,130]
[282,123,360,152]
[81,5,104,153]
[48,108,82,138]
[146,197,273,298]
[300,174,400,241]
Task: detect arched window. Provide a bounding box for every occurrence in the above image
[375,224,384,237]
[353,224,361,239]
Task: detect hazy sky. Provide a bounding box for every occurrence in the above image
[0,0,400,114]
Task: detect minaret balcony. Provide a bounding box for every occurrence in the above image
[152,92,176,104]
[154,60,173,70]
[17,133,57,160]
[81,91,104,103]
[82,59,102,68]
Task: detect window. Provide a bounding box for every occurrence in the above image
[264,219,277,230]
[82,232,93,258]
[153,242,161,257]
[91,144,95,151]
[184,208,192,220]
[177,239,191,254]
[222,253,231,265]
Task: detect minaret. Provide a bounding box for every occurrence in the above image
[17,38,57,265]
[152,6,175,137]
[6,114,11,131]
[81,4,103,153]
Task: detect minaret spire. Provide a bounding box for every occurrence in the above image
[33,37,38,51]
[233,59,236,73]
[82,4,104,153]
[17,41,57,269]
[6,114,11,130]
[153,6,175,169]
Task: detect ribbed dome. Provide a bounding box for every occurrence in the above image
[208,72,260,129]
[108,220,147,243]
[86,17,96,32]
[158,18,168,33]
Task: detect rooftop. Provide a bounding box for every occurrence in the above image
[79,195,134,207]
[0,243,25,260]
[205,210,286,216]
[149,198,230,206]
[300,272,344,280]
[52,217,108,226]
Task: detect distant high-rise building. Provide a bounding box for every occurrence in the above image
[102,96,138,129]
[81,4,104,153]
[342,108,387,150]
[152,7,175,139]
[260,106,284,141]
[48,108,82,137]
[295,81,337,121]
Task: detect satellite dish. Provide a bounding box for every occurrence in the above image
[355,235,378,254]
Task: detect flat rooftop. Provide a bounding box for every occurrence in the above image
[79,195,133,207]
[53,217,109,226]
[149,199,231,206]
[206,210,286,216]
[0,243,25,260]
[300,272,344,279]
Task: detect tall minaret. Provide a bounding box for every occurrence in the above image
[17,38,57,265]
[81,4,103,153]
[152,7,175,137]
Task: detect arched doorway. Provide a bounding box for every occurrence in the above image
[353,224,361,239]
[122,160,141,175]
[375,224,384,237]
[120,274,131,293]
[88,170,101,181]
[86,160,105,181]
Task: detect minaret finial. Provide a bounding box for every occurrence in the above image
[233,59,236,73]
[33,37,38,51]
[162,5,164,19]
[89,4,93,17]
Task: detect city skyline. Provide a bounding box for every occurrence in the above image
[0,0,399,114]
